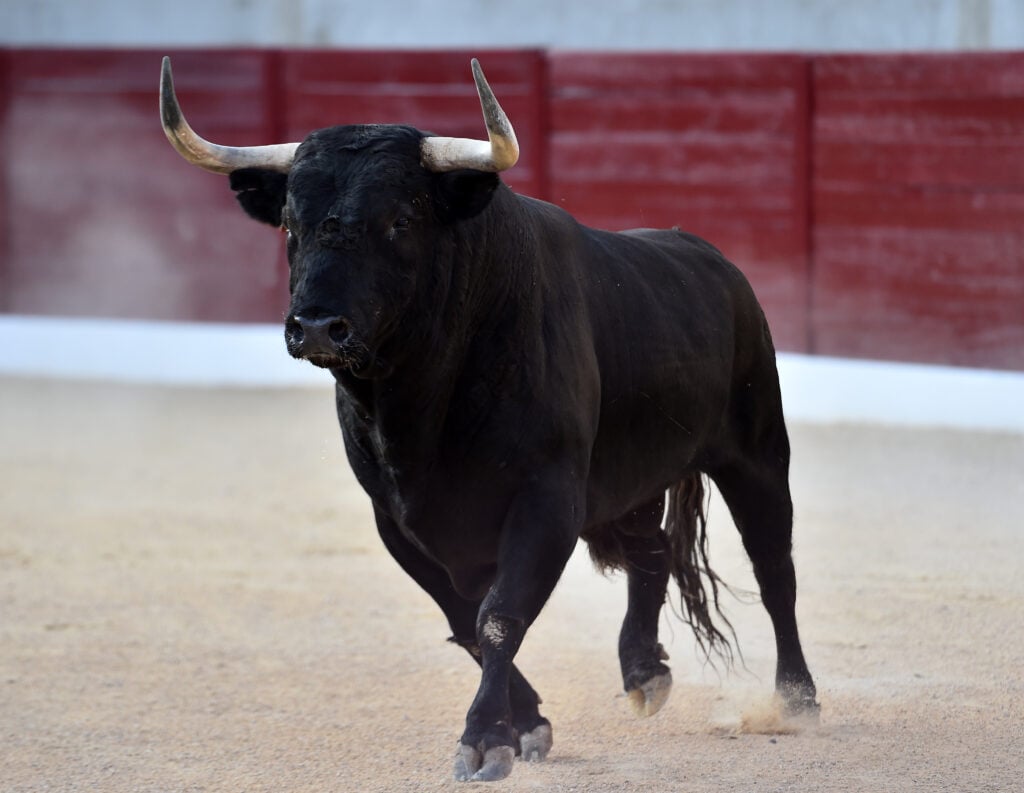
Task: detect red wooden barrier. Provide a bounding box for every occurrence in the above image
[3,49,288,322]
[1,49,1022,371]
[812,53,1024,370]
[547,54,813,353]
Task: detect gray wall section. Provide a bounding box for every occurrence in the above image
[4,0,1024,49]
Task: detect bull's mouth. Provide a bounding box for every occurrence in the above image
[307,353,392,380]
[292,344,370,371]
[304,352,348,369]
[290,341,391,378]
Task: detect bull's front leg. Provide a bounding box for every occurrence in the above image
[453,479,581,782]
[372,507,552,759]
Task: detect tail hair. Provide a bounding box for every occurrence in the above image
[665,473,739,666]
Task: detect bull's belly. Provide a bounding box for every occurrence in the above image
[584,450,697,527]
[583,393,724,526]
[346,383,725,592]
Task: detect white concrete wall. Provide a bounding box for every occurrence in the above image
[4,0,1024,50]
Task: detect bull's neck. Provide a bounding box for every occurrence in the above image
[334,185,543,448]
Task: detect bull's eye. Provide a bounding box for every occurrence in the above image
[387,216,412,242]
[320,216,342,236]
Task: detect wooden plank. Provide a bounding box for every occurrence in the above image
[548,180,800,231]
[815,185,1024,232]
[814,53,1024,95]
[817,140,1024,188]
[551,53,810,92]
[815,96,1024,141]
[551,93,798,135]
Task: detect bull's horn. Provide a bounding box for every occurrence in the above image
[420,59,520,173]
[160,56,299,174]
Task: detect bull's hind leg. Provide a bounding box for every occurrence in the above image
[608,499,674,717]
[709,449,818,715]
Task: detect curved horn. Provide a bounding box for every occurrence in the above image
[420,59,520,173]
[160,56,299,175]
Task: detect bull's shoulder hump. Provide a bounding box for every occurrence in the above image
[619,227,726,258]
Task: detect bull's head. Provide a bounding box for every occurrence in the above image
[160,57,519,376]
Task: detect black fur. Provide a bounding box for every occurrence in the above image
[229,168,288,227]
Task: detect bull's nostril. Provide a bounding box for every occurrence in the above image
[328,319,350,345]
[285,318,304,346]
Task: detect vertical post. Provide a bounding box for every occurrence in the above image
[0,50,12,313]
[791,55,815,356]
[531,49,552,204]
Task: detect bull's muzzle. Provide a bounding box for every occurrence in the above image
[285,315,353,366]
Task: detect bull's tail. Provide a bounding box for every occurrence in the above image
[665,473,738,666]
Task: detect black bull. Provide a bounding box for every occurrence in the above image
[161,57,818,782]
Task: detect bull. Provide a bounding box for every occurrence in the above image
[159,56,818,782]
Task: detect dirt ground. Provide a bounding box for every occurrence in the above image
[1,376,1022,792]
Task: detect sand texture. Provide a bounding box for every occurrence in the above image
[2,378,1022,792]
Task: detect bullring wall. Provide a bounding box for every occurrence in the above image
[1,49,1022,371]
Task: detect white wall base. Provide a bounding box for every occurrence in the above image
[1,315,1021,432]
[0,316,325,388]
[774,352,1022,432]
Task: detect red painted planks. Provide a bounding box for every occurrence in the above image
[4,49,287,323]
[548,53,812,353]
[2,47,1022,372]
[812,53,1024,370]
[813,226,1024,368]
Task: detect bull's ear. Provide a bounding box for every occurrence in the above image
[229,168,288,227]
[436,170,500,222]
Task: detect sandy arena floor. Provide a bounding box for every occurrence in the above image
[1,376,1022,792]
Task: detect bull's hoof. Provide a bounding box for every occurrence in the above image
[453,744,515,782]
[519,721,553,762]
[783,693,821,723]
[627,671,673,717]
[780,681,820,721]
